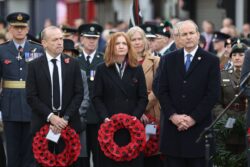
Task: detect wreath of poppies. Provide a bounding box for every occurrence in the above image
[32,124,81,167]
[143,114,160,157]
[98,113,146,161]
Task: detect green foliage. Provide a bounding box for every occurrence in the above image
[213,114,247,167]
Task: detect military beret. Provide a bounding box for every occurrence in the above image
[212,31,230,42]
[230,42,248,57]
[139,24,157,38]
[6,12,29,26]
[78,24,103,37]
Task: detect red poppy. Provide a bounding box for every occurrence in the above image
[4,59,11,65]
[64,58,70,64]
[98,113,146,162]
[32,124,81,166]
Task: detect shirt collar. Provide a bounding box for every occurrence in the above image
[13,39,26,50]
[184,45,199,57]
[46,51,61,62]
[82,50,96,59]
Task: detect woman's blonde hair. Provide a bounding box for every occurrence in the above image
[104,32,138,67]
[126,26,151,57]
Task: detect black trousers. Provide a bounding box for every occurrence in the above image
[4,121,33,167]
[0,133,6,167]
[163,155,207,167]
[86,124,100,167]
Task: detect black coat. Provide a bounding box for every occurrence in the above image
[92,62,148,167]
[158,47,220,157]
[26,54,83,134]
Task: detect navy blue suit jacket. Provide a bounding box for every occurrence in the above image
[158,47,220,157]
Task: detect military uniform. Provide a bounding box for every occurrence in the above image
[77,23,104,167]
[0,12,44,167]
[213,42,248,166]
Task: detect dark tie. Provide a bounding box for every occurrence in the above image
[185,54,192,72]
[86,55,91,66]
[18,45,23,59]
[51,59,60,109]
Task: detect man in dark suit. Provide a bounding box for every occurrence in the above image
[26,26,83,164]
[157,20,220,167]
[0,12,44,167]
[77,23,104,167]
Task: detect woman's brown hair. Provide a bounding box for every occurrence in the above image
[104,32,138,67]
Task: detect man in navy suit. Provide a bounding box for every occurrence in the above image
[157,20,220,167]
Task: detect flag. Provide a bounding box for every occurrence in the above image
[129,0,143,28]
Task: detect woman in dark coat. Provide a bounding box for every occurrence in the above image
[92,32,148,167]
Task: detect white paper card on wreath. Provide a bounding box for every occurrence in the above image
[225,117,236,129]
[46,129,61,143]
[145,124,157,135]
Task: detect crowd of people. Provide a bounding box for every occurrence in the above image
[0,11,250,167]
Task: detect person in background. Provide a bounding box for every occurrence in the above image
[140,23,158,56]
[0,12,44,167]
[63,38,79,58]
[212,31,231,69]
[212,42,248,166]
[92,32,148,167]
[77,23,104,167]
[158,20,220,167]
[201,20,214,52]
[127,26,162,167]
[155,20,176,56]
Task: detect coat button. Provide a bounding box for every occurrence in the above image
[126,99,128,102]
[183,80,187,84]
[20,68,22,70]
[182,95,186,98]
[20,78,23,81]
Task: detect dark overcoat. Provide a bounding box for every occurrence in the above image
[158,47,220,157]
[92,62,148,167]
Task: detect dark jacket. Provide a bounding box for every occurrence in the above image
[158,47,220,157]
[26,54,83,134]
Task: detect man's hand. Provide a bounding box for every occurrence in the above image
[49,114,68,130]
[177,115,196,131]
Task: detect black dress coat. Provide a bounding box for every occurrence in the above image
[158,47,220,158]
[26,54,83,134]
[92,62,148,167]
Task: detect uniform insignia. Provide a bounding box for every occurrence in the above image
[228,69,233,73]
[90,26,95,32]
[28,40,42,46]
[90,70,95,81]
[222,79,230,82]
[198,57,201,60]
[17,14,23,21]
[146,27,151,32]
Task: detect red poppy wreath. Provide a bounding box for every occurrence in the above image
[143,114,160,157]
[32,124,81,167]
[98,113,146,161]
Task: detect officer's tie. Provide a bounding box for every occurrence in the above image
[185,54,192,72]
[51,59,60,109]
[86,55,91,67]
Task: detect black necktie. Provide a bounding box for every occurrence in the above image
[17,45,23,60]
[51,59,60,109]
[86,55,91,66]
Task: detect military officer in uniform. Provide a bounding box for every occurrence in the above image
[77,23,104,167]
[213,41,248,166]
[0,12,44,167]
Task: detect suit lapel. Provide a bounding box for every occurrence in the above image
[90,53,102,68]
[176,49,185,77]
[142,56,153,74]
[186,47,203,77]
[7,41,18,58]
[61,54,67,85]
[104,65,128,96]
[41,54,51,83]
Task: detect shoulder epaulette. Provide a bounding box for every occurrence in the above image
[98,52,104,57]
[0,40,10,46]
[28,40,42,46]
